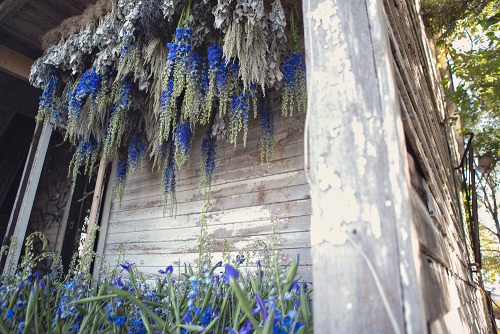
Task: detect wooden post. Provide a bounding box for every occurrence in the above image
[93,157,118,281]
[302,0,426,332]
[2,122,52,275]
[81,155,108,273]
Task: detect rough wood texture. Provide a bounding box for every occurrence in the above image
[303,0,426,332]
[383,0,489,331]
[24,134,73,268]
[99,106,312,281]
[0,0,31,25]
[2,123,51,274]
[0,44,33,81]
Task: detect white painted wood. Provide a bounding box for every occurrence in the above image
[53,188,74,255]
[3,123,52,275]
[303,0,426,332]
[93,157,118,281]
[100,103,311,284]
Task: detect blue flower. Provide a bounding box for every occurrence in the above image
[200,130,217,189]
[158,265,173,275]
[114,316,127,327]
[120,262,135,273]
[6,308,14,320]
[224,264,239,284]
[128,131,146,171]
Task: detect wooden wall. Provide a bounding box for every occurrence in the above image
[26,133,73,266]
[383,0,489,331]
[99,95,312,281]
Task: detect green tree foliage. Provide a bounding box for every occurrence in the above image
[423,0,500,160]
[480,224,500,284]
[423,0,500,280]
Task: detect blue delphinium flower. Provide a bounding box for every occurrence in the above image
[282,51,306,117]
[174,121,193,167]
[160,27,193,145]
[258,103,274,163]
[112,157,129,205]
[128,130,146,173]
[204,43,226,119]
[184,51,203,121]
[66,67,101,140]
[200,130,217,194]
[36,70,59,124]
[229,90,250,147]
[162,137,177,215]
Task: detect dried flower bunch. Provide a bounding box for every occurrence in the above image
[29,0,306,214]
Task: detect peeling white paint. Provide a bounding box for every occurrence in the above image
[329,120,342,138]
[352,118,365,151]
[367,142,377,157]
[400,263,409,286]
[361,204,381,238]
[400,227,408,241]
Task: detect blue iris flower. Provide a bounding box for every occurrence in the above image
[224,264,239,284]
[120,262,135,273]
[158,265,173,275]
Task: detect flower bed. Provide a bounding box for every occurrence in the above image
[0,228,312,333]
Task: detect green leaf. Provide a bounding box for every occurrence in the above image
[178,324,207,332]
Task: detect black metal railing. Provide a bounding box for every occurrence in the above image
[456,132,482,270]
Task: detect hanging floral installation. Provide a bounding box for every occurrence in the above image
[29,0,305,214]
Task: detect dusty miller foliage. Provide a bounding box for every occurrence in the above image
[29,0,306,214]
[264,0,286,89]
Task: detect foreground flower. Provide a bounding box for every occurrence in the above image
[224,264,239,284]
[120,261,135,273]
[158,265,173,275]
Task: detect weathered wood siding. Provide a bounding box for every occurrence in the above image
[26,133,73,264]
[383,0,489,331]
[100,96,312,281]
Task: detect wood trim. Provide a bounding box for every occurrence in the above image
[0,44,33,82]
[81,156,108,273]
[54,188,74,255]
[93,157,117,281]
[1,122,52,275]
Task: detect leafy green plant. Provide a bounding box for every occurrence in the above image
[0,217,312,333]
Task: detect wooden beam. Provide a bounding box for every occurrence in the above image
[82,155,108,273]
[1,122,52,275]
[0,44,33,82]
[303,0,426,332]
[0,0,30,25]
[93,157,117,281]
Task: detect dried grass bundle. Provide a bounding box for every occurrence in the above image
[41,0,117,50]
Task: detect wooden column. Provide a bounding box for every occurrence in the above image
[302,0,426,332]
[2,122,52,275]
[81,156,108,273]
[93,157,118,281]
